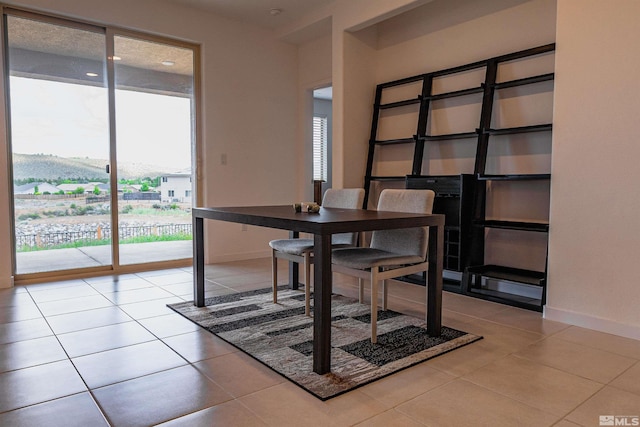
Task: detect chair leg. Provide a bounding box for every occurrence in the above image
[370,268,379,344]
[272,249,278,304]
[304,252,311,316]
[382,279,388,311]
[358,278,364,303]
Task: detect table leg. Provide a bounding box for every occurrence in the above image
[193,216,205,307]
[313,233,332,374]
[426,223,443,336]
[288,231,300,290]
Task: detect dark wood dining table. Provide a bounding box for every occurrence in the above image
[192,205,445,374]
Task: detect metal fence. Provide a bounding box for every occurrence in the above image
[15,223,192,250]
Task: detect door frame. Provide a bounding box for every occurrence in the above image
[1,6,202,284]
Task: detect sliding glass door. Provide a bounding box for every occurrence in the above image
[4,9,198,277]
[113,35,194,266]
[6,14,112,274]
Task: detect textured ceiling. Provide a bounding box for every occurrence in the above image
[162,0,334,30]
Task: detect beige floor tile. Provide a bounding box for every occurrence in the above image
[0,336,68,372]
[441,291,512,319]
[396,379,560,427]
[239,383,336,427]
[0,360,87,413]
[72,340,187,388]
[553,326,640,359]
[566,386,640,426]
[211,272,272,288]
[156,399,268,427]
[92,365,232,427]
[610,361,640,396]
[138,313,201,338]
[353,409,426,427]
[57,321,156,358]
[240,382,387,427]
[162,330,237,363]
[195,351,285,398]
[117,296,183,319]
[515,336,637,384]
[0,392,108,427]
[36,294,113,317]
[552,420,584,427]
[463,355,603,416]
[426,338,513,377]
[484,306,570,336]
[0,318,53,345]
[358,361,454,407]
[450,316,545,352]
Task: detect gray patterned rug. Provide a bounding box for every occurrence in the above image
[168,286,482,400]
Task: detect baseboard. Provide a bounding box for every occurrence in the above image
[544,305,640,341]
[208,250,271,264]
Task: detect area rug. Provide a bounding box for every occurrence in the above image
[168,287,482,400]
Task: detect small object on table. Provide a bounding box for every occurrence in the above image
[293,202,320,213]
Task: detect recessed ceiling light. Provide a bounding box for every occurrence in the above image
[86,72,99,77]
[270,8,282,16]
[161,60,175,66]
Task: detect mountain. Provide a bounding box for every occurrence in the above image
[12,153,168,181]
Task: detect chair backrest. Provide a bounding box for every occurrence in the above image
[322,188,365,246]
[370,189,436,260]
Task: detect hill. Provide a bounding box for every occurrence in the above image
[12,153,168,182]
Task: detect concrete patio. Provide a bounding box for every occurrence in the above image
[15,241,193,274]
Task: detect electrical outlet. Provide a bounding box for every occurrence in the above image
[221,153,227,165]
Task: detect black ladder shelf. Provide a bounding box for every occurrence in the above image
[362,43,555,311]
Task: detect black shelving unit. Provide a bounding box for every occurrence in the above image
[464,44,555,311]
[362,44,555,310]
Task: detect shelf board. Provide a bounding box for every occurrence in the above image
[427,86,484,101]
[368,176,406,182]
[475,220,549,232]
[486,123,552,135]
[374,137,415,146]
[477,174,550,181]
[379,98,421,109]
[494,73,554,90]
[423,131,478,141]
[466,264,546,287]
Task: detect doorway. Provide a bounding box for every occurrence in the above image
[4,9,198,278]
[313,86,332,196]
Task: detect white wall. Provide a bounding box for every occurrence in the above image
[546,0,640,339]
[297,33,332,202]
[0,0,299,285]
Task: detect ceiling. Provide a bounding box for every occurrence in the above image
[162,0,335,30]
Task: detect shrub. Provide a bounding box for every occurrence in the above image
[18,213,40,221]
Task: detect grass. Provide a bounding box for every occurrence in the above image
[16,233,192,252]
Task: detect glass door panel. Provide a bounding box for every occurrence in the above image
[113,35,194,265]
[6,15,111,274]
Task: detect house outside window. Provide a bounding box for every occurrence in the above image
[159,170,192,203]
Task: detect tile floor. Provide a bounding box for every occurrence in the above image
[1,258,639,426]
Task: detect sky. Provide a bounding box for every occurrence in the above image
[9,76,192,171]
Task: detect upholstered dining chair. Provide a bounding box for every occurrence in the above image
[331,189,435,343]
[269,188,365,315]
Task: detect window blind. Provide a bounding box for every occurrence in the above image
[313,115,328,181]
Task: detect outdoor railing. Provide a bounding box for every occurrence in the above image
[15,223,192,250]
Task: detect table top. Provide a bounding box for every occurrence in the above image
[193,205,444,234]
